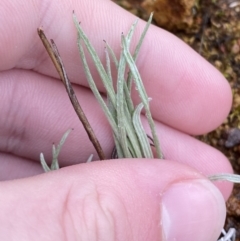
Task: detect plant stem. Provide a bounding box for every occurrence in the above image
[37,28,105,160]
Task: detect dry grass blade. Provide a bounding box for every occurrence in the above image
[37,28,105,160]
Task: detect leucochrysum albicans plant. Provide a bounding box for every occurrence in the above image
[38,12,240,183]
[38,12,239,241]
[38,12,164,171]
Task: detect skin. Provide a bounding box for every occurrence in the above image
[0,0,234,240]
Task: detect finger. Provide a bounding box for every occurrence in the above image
[0,159,226,241]
[0,153,42,181]
[0,0,232,134]
[0,69,112,163]
[0,69,233,193]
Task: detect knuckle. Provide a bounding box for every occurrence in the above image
[1,74,29,154]
[64,183,131,240]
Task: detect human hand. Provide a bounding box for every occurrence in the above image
[0,0,233,240]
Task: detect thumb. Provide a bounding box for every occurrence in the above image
[0,159,226,241]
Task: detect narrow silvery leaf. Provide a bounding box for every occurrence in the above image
[125,19,138,46]
[105,47,117,123]
[117,36,141,157]
[104,47,114,88]
[55,129,72,156]
[116,41,131,157]
[133,102,153,158]
[217,228,236,241]
[113,133,124,159]
[122,36,148,101]
[105,40,134,113]
[75,30,119,139]
[41,129,73,172]
[40,153,51,172]
[127,12,153,90]
[123,20,138,113]
[51,144,59,170]
[49,129,72,170]
[115,24,142,157]
[122,36,163,159]
[115,28,142,158]
[104,41,119,69]
[123,101,143,158]
[209,173,240,183]
[86,154,94,163]
[73,14,116,108]
[132,12,153,61]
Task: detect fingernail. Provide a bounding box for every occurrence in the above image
[161,179,226,241]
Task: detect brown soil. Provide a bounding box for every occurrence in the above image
[112,0,240,239]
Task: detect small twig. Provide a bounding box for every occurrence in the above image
[37,28,105,160]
